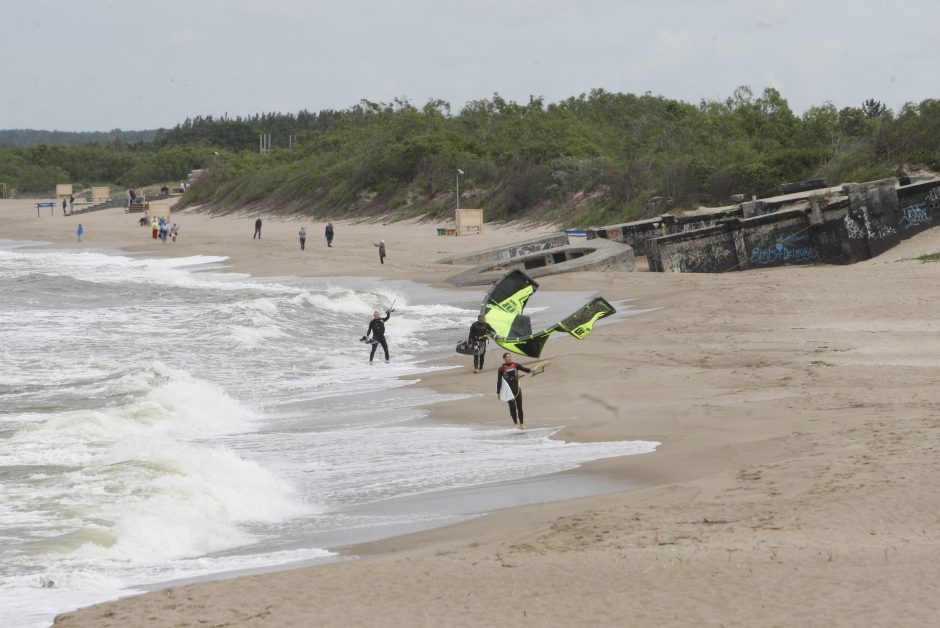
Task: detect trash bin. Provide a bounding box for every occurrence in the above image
[447,228,457,236]
[437,228,446,236]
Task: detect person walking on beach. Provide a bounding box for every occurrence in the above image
[468,313,496,373]
[62,198,67,215]
[151,218,159,240]
[497,353,532,429]
[253,218,263,239]
[364,307,393,363]
[373,240,386,264]
[325,222,334,247]
[76,223,84,243]
[299,227,307,251]
[170,223,179,242]
[159,220,169,243]
[68,195,74,214]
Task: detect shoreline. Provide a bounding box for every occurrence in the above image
[4,199,940,627]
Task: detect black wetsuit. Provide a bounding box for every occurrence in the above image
[366,312,391,362]
[497,361,532,425]
[468,320,496,370]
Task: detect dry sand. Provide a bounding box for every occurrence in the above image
[4,199,940,627]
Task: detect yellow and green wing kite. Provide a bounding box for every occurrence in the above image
[482,270,616,358]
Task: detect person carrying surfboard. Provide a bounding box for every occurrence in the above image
[496,353,532,428]
[468,313,496,373]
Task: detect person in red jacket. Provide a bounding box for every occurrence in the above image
[496,353,532,429]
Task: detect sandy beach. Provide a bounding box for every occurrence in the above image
[4,198,940,627]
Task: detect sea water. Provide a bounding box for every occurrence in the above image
[0,242,658,627]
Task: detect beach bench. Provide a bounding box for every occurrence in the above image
[126,201,150,213]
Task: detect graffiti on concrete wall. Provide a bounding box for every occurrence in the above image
[749,233,817,265]
[752,205,776,217]
[679,219,716,233]
[863,211,896,240]
[505,241,556,259]
[844,207,896,241]
[926,186,940,209]
[900,203,930,229]
[667,243,734,272]
[844,213,866,239]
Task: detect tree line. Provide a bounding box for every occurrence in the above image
[2,87,938,225]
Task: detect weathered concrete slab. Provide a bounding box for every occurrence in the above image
[437,234,569,266]
[446,238,635,286]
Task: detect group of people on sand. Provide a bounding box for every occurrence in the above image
[361,308,533,429]
[295,222,335,251]
[252,217,394,265]
[145,215,179,243]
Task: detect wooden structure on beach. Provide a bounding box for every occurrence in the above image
[456,208,484,235]
[55,183,73,199]
[91,187,111,202]
[147,201,172,221]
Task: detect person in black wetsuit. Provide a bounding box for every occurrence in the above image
[365,308,392,363]
[496,353,532,428]
[468,313,496,373]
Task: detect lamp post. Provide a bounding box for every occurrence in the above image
[455,168,464,226]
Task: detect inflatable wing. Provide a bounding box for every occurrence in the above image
[482,270,615,358]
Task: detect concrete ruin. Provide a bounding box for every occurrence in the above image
[441,236,635,287]
[587,177,940,273]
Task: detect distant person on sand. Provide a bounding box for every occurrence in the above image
[68,195,74,214]
[151,218,159,240]
[254,217,262,239]
[363,307,393,363]
[325,222,334,247]
[468,313,496,373]
[76,224,84,243]
[373,239,386,264]
[299,227,306,251]
[497,353,532,429]
[170,223,179,242]
[129,189,137,203]
[62,198,67,215]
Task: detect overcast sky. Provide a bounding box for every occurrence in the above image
[1,0,936,131]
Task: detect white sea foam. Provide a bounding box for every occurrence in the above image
[0,245,656,627]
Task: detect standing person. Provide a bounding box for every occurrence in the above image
[468,313,496,373]
[253,217,262,239]
[170,223,179,242]
[159,219,168,243]
[62,198,67,215]
[364,307,393,363]
[299,227,307,251]
[373,240,386,264]
[76,223,84,243]
[68,194,75,214]
[151,218,159,240]
[496,353,532,429]
[129,189,137,203]
[325,222,334,247]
